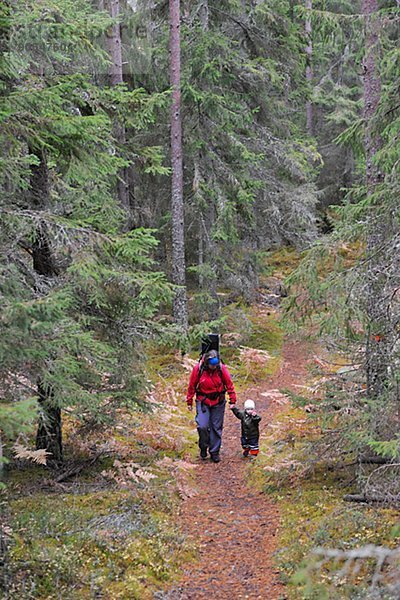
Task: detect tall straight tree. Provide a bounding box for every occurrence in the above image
[305,0,314,136]
[362,0,387,399]
[169,0,188,331]
[103,0,131,226]
[0,0,176,467]
[193,0,219,320]
[30,149,63,463]
[105,0,123,86]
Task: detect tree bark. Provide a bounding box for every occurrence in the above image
[36,381,63,464]
[198,213,204,289]
[199,0,209,29]
[193,118,220,318]
[103,0,132,227]
[200,209,220,320]
[0,434,3,479]
[289,0,296,22]
[30,153,59,277]
[359,456,394,465]
[169,0,188,331]
[343,493,368,503]
[104,0,124,87]
[362,0,387,400]
[363,0,381,193]
[196,0,219,321]
[305,0,313,136]
[29,149,63,463]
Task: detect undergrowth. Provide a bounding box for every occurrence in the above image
[249,357,400,599]
[221,304,283,391]
[5,487,192,599]
[2,291,284,598]
[2,365,197,598]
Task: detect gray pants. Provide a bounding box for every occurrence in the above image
[195,399,226,455]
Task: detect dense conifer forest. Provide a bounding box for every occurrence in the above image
[1,1,399,598]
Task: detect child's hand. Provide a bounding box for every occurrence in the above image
[248,409,258,417]
[229,404,235,410]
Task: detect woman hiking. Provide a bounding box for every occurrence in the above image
[186,349,237,463]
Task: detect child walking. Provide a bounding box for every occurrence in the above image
[230,399,261,457]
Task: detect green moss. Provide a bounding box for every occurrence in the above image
[7,483,194,599]
[221,305,283,388]
[263,247,301,279]
[145,345,183,385]
[248,308,283,352]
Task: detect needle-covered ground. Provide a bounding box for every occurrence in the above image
[161,337,312,600]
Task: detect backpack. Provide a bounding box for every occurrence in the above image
[201,332,220,356]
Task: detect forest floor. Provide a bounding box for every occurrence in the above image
[161,338,312,600]
[3,282,399,599]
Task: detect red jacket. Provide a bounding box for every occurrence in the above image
[186,363,237,407]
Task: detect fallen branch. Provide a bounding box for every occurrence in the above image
[359,455,395,465]
[343,493,367,503]
[308,544,400,594]
[54,452,106,483]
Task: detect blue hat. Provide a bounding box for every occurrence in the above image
[208,356,219,366]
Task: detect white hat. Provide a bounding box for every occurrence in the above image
[244,399,255,410]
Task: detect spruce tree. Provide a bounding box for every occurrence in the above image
[0,0,173,463]
[139,0,319,316]
[305,0,314,136]
[362,0,388,400]
[102,0,131,225]
[285,0,400,483]
[169,0,189,331]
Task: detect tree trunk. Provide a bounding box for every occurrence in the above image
[169,0,188,331]
[104,0,124,87]
[289,0,296,22]
[30,153,59,276]
[36,381,63,464]
[196,0,219,321]
[362,0,387,400]
[0,433,3,479]
[199,0,209,29]
[198,213,204,288]
[199,209,220,320]
[103,0,132,227]
[363,0,382,193]
[305,0,313,136]
[29,149,63,463]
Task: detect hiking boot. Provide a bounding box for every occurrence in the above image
[242,449,250,457]
[200,448,208,460]
[210,453,220,463]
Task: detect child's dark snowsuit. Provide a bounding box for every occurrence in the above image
[231,406,261,456]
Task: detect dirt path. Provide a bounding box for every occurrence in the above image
[160,340,311,600]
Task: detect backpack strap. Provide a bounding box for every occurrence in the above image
[194,361,205,393]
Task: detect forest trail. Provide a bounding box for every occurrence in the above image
[161,339,311,600]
